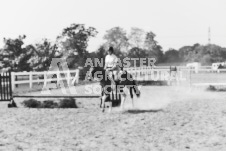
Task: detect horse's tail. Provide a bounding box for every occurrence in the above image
[130,80,140,98]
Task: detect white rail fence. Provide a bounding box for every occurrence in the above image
[10,66,226,90]
[11,69,79,90]
[125,66,226,75]
[124,66,226,87]
[124,66,188,82]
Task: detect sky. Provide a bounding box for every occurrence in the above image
[0,0,225,52]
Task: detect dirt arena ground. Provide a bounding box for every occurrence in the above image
[1,85,226,151]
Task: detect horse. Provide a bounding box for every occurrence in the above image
[87,66,140,112]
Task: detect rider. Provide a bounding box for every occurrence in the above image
[104,46,120,83]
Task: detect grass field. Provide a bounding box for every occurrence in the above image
[191,73,226,84]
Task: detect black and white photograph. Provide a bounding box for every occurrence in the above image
[0,0,226,150]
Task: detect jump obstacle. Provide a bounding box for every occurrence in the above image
[1,71,121,108]
[13,95,100,98]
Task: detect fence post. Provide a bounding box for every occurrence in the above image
[76,69,79,83]
[189,67,192,88]
[168,66,171,85]
[29,72,33,89]
[43,71,47,88]
[71,70,79,85]
[9,71,12,98]
[15,75,18,88]
[11,72,15,90]
[57,70,60,87]
[67,70,71,86]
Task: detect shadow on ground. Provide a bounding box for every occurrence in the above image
[125,109,163,114]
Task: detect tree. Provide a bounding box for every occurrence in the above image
[0,35,32,71]
[200,54,212,65]
[163,49,180,63]
[128,27,145,49]
[177,43,226,65]
[95,45,106,64]
[144,31,157,50]
[127,47,148,67]
[103,27,129,53]
[87,45,106,67]
[145,44,164,63]
[56,24,98,69]
[143,31,163,63]
[205,44,226,62]
[28,39,59,71]
[178,46,192,62]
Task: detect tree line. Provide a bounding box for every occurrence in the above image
[1,23,226,74]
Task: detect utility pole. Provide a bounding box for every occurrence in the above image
[208,27,211,45]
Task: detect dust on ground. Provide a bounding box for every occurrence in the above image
[1,85,226,151]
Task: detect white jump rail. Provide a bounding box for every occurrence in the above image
[193,83,226,86]
[11,69,79,90]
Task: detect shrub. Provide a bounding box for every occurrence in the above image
[41,100,58,108]
[206,85,217,91]
[22,99,41,108]
[206,85,226,92]
[59,98,77,108]
[22,98,78,108]
[218,88,226,92]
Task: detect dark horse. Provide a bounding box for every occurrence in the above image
[88,66,140,112]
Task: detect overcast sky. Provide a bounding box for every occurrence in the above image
[0,0,225,52]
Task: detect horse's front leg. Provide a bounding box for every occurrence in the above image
[101,94,107,112]
[108,101,112,113]
[100,89,104,108]
[129,87,134,109]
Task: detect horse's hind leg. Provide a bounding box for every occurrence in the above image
[120,92,126,111]
[129,87,134,108]
[100,98,102,108]
[100,90,104,108]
